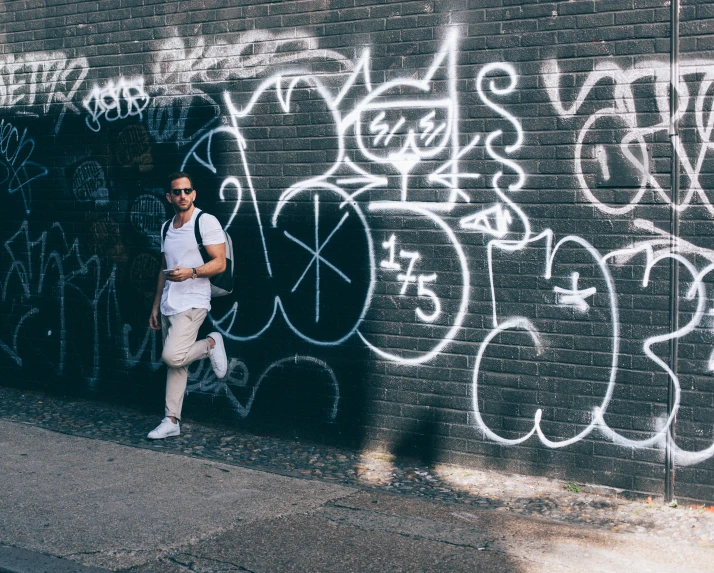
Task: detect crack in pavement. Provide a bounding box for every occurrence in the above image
[168,553,258,573]
[316,503,496,550]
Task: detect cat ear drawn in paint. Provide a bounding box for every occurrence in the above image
[183,78,373,346]
[227,74,344,183]
[341,32,459,203]
[473,232,618,447]
[183,74,343,237]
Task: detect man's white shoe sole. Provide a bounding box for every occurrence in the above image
[147,419,180,439]
[208,332,228,379]
[147,430,180,439]
[148,431,179,439]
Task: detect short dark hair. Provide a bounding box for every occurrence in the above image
[167,171,193,190]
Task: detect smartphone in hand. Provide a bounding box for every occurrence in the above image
[162,268,176,276]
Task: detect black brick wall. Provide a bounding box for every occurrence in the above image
[1,0,713,502]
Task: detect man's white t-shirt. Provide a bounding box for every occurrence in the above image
[160,208,225,316]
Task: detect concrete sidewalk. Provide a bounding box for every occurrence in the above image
[1,420,712,573]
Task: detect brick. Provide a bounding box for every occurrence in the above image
[558,1,595,15]
[2,0,714,505]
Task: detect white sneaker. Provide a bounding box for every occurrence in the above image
[208,332,227,379]
[147,417,180,439]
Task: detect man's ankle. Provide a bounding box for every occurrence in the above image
[207,336,215,350]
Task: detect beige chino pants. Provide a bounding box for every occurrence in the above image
[161,308,210,420]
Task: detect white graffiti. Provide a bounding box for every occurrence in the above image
[553,272,597,313]
[203,33,714,466]
[479,231,620,448]
[0,220,119,385]
[4,28,712,471]
[339,32,469,209]
[181,30,521,368]
[380,235,401,270]
[0,52,89,133]
[145,91,220,147]
[475,228,714,465]
[112,29,354,147]
[153,30,351,88]
[357,201,469,364]
[186,355,339,421]
[459,204,512,238]
[0,120,47,214]
[620,218,714,268]
[345,39,458,203]
[544,58,714,216]
[285,194,353,323]
[83,77,150,132]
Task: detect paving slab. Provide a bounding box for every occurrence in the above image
[0,420,352,570]
[119,490,714,573]
[2,416,714,572]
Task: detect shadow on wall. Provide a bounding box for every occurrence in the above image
[0,106,181,400]
[0,25,376,452]
[179,121,374,446]
[0,110,374,450]
[391,412,442,468]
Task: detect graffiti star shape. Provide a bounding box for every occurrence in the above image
[553,272,596,313]
[284,194,352,323]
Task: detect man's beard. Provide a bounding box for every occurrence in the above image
[175,201,193,212]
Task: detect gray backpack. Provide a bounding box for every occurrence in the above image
[162,211,234,297]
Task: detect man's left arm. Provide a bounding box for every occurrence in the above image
[196,242,226,278]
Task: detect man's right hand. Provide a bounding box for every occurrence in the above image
[149,307,161,331]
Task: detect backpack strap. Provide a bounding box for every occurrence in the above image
[193,210,205,249]
[162,211,205,246]
[161,218,171,247]
[162,212,209,258]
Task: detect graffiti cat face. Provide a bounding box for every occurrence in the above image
[344,38,457,179]
[355,93,454,168]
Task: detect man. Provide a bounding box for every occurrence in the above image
[147,171,228,439]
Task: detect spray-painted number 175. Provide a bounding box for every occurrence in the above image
[380,234,441,323]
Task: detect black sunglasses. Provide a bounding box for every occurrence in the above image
[170,187,194,196]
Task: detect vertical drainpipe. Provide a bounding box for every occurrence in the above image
[665,0,681,503]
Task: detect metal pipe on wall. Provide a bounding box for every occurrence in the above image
[665,0,681,504]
